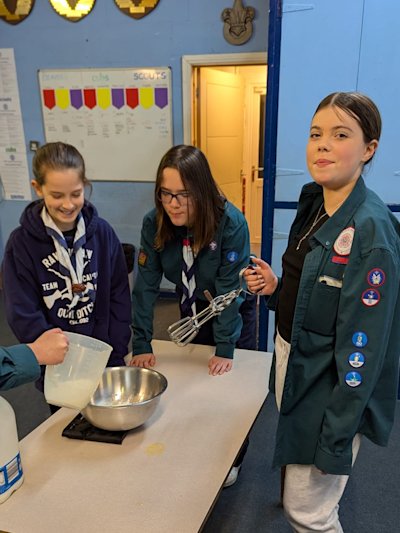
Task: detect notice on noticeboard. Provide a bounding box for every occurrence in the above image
[0,48,31,201]
[38,67,173,182]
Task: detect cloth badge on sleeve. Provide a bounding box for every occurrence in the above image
[345,371,362,387]
[361,288,380,307]
[138,249,148,266]
[367,268,385,287]
[209,240,217,252]
[348,352,365,368]
[332,255,349,265]
[226,251,238,263]
[333,227,354,256]
[352,331,368,348]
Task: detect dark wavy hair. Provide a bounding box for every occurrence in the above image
[314,92,381,163]
[32,142,92,191]
[154,145,225,252]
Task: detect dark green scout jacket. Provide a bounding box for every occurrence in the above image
[0,344,40,391]
[268,177,400,475]
[132,201,250,358]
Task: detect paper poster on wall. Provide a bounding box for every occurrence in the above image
[0,48,32,201]
[38,67,173,181]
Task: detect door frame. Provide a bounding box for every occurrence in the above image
[181,52,267,144]
[243,80,266,243]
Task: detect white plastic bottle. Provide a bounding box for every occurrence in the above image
[0,396,24,503]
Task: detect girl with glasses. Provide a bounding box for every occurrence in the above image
[130,144,256,486]
[130,144,256,374]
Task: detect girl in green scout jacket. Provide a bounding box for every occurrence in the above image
[130,144,256,488]
[130,144,256,376]
[245,92,400,532]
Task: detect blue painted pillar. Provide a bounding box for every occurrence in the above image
[258,0,282,351]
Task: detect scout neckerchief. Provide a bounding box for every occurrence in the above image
[41,206,94,310]
[180,237,197,317]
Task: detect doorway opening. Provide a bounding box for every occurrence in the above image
[182,53,267,256]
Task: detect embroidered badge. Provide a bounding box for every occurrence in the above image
[331,255,349,265]
[352,331,368,348]
[345,371,362,387]
[361,288,380,307]
[138,249,148,266]
[209,240,217,252]
[348,352,365,368]
[367,268,385,287]
[333,227,354,256]
[227,251,238,263]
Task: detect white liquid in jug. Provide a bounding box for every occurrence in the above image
[44,378,96,409]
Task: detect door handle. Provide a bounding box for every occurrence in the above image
[251,166,264,182]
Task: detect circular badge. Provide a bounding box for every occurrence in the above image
[333,227,355,256]
[345,372,362,387]
[367,268,385,287]
[226,251,238,263]
[348,352,365,368]
[361,288,380,307]
[352,331,368,348]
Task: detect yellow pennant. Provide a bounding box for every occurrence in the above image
[97,88,111,110]
[115,0,160,20]
[139,87,154,109]
[48,0,96,22]
[55,88,70,110]
[0,0,35,25]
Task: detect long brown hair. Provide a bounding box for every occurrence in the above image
[154,145,225,252]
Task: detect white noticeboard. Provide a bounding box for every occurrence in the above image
[38,67,173,181]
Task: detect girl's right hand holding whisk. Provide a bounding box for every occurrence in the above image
[243,257,278,296]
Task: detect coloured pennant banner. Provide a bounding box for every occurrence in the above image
[42,86,168,111]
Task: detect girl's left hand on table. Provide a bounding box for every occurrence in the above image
[208,355,233,376]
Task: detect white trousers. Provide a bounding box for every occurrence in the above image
[274,330,361,533]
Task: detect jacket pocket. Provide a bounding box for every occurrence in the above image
[302,281,341,336]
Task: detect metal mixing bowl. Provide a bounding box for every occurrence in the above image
[81,367,168,431]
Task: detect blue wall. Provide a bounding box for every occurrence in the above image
[0,0,269,255]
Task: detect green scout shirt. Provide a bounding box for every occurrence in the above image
[269,177,400,475]
[132,201,250,358]
[0,344,40,391]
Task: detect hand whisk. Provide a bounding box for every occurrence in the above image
[168,288,243,346]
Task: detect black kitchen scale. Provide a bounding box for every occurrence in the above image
[62,414,128,445]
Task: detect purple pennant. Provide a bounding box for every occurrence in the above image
[112,88,125,109]
[70,89,83,110]
[155,88,168,109]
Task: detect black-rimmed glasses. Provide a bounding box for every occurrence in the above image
[158,189,192,206]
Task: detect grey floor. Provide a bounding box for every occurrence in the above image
[1,295,399,532]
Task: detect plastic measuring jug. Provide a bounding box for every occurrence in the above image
[44,332,112,410]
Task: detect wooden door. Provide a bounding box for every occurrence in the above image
[197,68,244,210]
